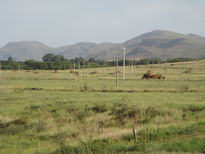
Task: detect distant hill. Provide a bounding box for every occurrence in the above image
[123,30,205,59]
[59,42,122,60]
[0,41,54,61]
[1,30,205,61]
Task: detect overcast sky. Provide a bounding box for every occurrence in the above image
[0,0,204,47]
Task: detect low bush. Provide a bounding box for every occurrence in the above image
[110,104,140,125]
[180,85,189,92]
[55,139,139,154]
[36,119,47,132]
[138,122,205,142]
[91,104,108,113]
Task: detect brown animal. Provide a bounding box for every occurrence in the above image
[151,74,165,79]
[142,70,153,79]
[142,70,165,80]
[142,74,152,79]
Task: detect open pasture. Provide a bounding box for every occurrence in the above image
[0,60,205,153]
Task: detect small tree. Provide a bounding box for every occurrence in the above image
[8,57,13,63]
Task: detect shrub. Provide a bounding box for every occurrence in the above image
[180,85,189,92]
[110,105,140,125]
[36,119,47,132]
[73,109,91,122]
[83,82,89,91]
[138,122,205,142]
[91,104,108,113]
[161,138,205,153]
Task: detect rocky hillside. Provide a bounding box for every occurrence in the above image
[1,30,205,61]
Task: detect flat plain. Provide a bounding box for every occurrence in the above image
[0,60,205,153]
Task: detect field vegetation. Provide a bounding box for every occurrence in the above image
[0,59,205,153]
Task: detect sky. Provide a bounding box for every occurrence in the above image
[0,0,205,47]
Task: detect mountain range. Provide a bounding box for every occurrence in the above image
[0,30,205,61]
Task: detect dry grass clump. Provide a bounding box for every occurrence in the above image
[114,71,121,74]
[108,72,114,75]
[90,104,108,113]
[70,70,79,76]
[74,72,79,76]
[109,71,121,75]
[184,68,192,74]
[89,71,98,74]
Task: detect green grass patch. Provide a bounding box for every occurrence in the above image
[161,138,205,153]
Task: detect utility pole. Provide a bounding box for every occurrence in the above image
[147,59,149,70]
[131,59,134,73]
[195,61,198,73]
[83,60,85,80]
[165,57,167,75]
[181,59,183,81]
[18,63,21,70]
[116,56,118,88]
[0,61,1,80]
[183,59,185,73]
[0,61,1,79]
[123,48,126,80]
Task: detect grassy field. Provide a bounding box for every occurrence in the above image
[0,60,205,153]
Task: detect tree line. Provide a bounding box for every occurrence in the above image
[0,53,197,70]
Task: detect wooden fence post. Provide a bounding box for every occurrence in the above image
[132,120,137,143]
[181,60,183,81]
